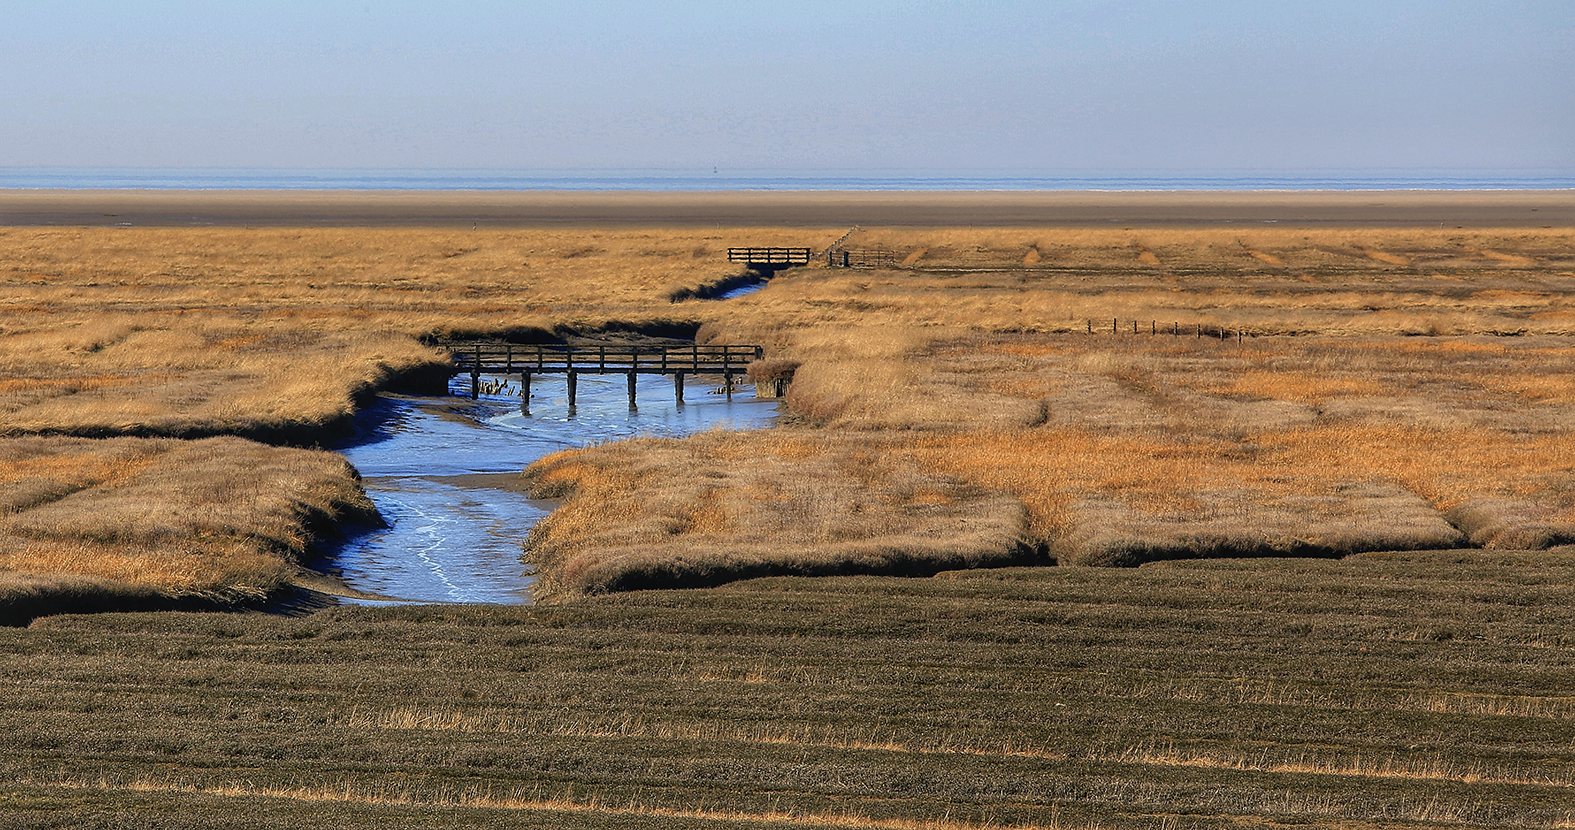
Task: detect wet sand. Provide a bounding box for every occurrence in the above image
[1,188,1571,228]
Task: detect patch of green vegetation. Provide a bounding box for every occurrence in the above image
[2,551,1573,828]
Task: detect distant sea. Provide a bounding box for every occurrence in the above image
[1,168,1572,192]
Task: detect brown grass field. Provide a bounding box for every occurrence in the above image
[2,191,1575,827]
[3,216,1575,602]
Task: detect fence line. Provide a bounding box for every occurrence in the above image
[1086,319,1249,343]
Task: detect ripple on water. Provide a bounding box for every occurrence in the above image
[330,372,778,605]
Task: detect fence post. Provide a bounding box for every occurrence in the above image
[1113,318,1118,334]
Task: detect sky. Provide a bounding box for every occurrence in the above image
[1,1,1571,173]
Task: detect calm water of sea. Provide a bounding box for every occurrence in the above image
[1,168,1572,191]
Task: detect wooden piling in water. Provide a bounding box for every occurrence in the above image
[675,372,685,404]
[521,372,531,415]
[627,372,637,410]
[567,371,578,408]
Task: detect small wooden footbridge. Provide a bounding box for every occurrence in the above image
[449,342,764,412]
[727,247,812,274]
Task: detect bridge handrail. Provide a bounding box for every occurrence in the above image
[727,246,812,264]
[449,342,765,368]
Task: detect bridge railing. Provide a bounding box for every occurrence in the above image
[449,343,765,374]
[728,247,812,265]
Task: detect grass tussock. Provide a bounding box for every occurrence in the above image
[522,430,1039,602]
[0,436,376,609]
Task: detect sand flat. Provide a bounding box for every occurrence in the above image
[1,188,1571,228]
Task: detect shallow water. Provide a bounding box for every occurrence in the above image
[714,280,766,300]
[330,372,777,604]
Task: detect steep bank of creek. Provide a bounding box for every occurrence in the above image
[328,372,778,604]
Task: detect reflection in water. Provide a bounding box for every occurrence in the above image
[331,372,777,604]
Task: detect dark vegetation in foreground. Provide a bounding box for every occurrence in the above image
[3,551,1573,830]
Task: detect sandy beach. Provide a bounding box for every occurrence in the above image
[1,188,1571,228]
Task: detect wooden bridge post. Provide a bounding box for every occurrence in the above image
[520,372,531,415]
[470,344,482,399]
[628,348,639,410]
[722,349,732,399]
[567,372,578,408]
[674,372,685,405]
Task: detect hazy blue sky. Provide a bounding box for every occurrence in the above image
[2,1,1570,172]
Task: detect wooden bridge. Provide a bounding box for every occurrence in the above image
[728,247,812,268]
[450,342,764,412]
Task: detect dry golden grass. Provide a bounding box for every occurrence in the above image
[0,436,375,597]
[525,226,1575,596]
[521,430,1035,601]
[6,223,1575,601]
[0,226,840,438]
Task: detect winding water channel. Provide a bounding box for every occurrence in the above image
[329,371,778,604]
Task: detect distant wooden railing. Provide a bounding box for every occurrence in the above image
[828,248,897,268]
[1089,320,1249,342]
[728,247,812,266]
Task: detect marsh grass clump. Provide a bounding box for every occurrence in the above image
[0,436,377,618]
[521,431,1041,602]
